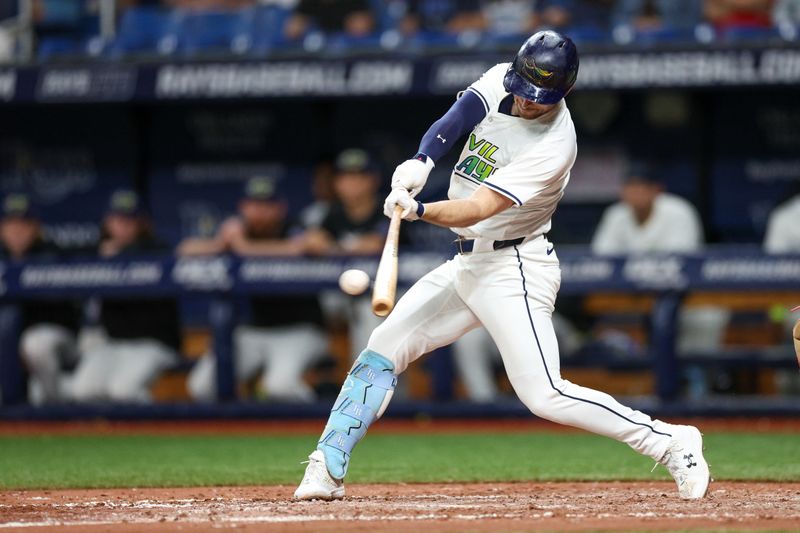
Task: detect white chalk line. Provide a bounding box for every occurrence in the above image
[7,506,797,529]
[0,511,524,529]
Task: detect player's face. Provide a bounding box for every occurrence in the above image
[334,172,378,203]
[104,214,142,244]
[239,199,284,230]
[621,182,661,213]
[0,218,39,258]
[513,96,557,119]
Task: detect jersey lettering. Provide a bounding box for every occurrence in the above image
[456,134,500,182]
[479,144,498,163]
[467,133,485,151]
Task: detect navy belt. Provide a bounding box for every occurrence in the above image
[455,236,525,254]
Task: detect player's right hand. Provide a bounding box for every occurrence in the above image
[391,156,435,198]
[383,188,420,221]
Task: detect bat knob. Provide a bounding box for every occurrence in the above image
[372,299,393,317]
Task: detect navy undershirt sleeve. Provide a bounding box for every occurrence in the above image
[417,90,487,163]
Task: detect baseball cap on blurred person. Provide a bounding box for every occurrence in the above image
[2,193,38,219]
[244,176,283,202]
[107,189,145,217]
[623,161,660,185]
[334,148,378,175]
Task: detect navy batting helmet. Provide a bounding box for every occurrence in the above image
[503,30,579,105]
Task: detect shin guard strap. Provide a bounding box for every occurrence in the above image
[340,398,375,426]
[322,430,359,455]
[352,363,397,390]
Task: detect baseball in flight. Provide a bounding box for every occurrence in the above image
[338,269,371,295]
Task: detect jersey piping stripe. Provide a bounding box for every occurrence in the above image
[512,246,672,438]
[483,181,523,206]
[453,170,523,206]
[466,87,490,114]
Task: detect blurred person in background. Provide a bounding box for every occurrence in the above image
[592,164,703,254]
[300,158,337,230]
[1,194,82,405]
[773,0,800,25]
[592,164,729,396]
[302,149,393,354]
[704,0,774,30]
[182,177,328,403]
[178,176,306,257]
[399,0,485,36]
[763,192,800,253]
[539,0,615,31]
[0,193,57,261]
[762,191,800,394]
[68,189,181,403]
[302,149,387,257]
[284,0,375,41]
[612,0,703,31]
[0,0,15,62]
[480,0,538,36]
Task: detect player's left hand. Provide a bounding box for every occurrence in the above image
[391,156,434,198]
[383,188,420,221]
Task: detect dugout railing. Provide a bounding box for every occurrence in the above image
[0,249,798,418]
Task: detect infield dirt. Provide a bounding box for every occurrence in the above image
[2,481,799,532]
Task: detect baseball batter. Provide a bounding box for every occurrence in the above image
[296,31,710,501]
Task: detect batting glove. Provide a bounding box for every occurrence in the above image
[391,154,435,198]
[383,188,423,221]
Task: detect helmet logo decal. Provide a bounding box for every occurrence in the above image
[522,58,554,80]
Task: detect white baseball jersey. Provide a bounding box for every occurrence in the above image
[591,193,704,255]
[447,63,578,241]
[764,196,800,254]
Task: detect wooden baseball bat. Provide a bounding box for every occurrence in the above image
[371,206,403,317]
[793,320,800,369]
[792,306,800,368]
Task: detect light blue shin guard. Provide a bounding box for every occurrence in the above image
[317,350,397,480]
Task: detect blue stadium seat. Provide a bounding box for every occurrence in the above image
[107,6,175,56]
[407,30,483,52]
[632,26,696,46]
[327,32,384,53]
[175,9,248,57]
[233,5,291,56]
[370,0,406,32]
[564,24,608,44]
[480,31,530,50]
[720,26,780,43]
[37,36,82,61]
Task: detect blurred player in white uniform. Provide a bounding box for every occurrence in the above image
[592,168,730,358]
[764,193,800,254]
[592,168,703,255]
[295,31,710,501]
[763,192,800,393]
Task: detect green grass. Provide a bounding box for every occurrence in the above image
[0,431,797,490]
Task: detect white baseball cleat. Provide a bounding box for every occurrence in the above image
[294,450,345,501]
[660,425,710,499]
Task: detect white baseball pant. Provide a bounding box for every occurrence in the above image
[188,324,327,403]
[69,337,176,403]
[20,324,77,404]
[368,236,673,461]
